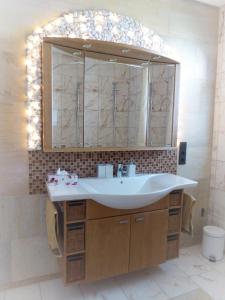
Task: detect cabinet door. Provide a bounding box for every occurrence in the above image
[86,215,130,281]
[130,210,168,272]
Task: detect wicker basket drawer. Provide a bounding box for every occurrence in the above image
[66,254,85,282]
[67,223,85,253]
[167,235,179,260]
[169,191,182,207]
[66,201,86,222]
[168,209,181,234]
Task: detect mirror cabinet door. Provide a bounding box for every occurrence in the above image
[148,64,176,147]
[51,45,84,149]
[84,53,149,148]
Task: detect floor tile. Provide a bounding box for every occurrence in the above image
[40,278,84,300]
[115,270,168,300]
[149,261,198,298]
[4,283,41,300]
[191,271,225,300]
[0,292,5,300]
[80,277,127,300]
[173,247,211,276]
[170,288,212,300]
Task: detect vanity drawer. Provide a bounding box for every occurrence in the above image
[169,191,182,207]
[86,196,169,220]
[66,254,85,282]
[168,209,181,234]
[66,201,86,222]
[167,235,179,259]
[67,223,85,253]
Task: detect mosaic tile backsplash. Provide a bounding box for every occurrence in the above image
[29,149,177,194]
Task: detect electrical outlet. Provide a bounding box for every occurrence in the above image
[201,208,205,217]
[179,142,187,165]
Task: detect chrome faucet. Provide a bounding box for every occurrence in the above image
[117,164,125,177]
[117,163,136,177]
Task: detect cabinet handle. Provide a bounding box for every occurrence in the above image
[135,216,144,223]
[119,219,129,224]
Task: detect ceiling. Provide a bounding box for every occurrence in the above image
[195,0,225,6]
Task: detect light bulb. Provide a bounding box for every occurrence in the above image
[127,31,134,38]
[33,116,39,124]
[31,102,40,110]
[27,75,33,83]
[26,42,33,50]
[32,131,40,140]
[25,59,32,67]
[96,25,103,33]
[80,24,87,32]
[95,14,104,24]
[27,124,34,133]
[28,140,35,149]
[65,14,73,23]
[34,27,43,34]
[26,107,33,117]
[33,84,40,91]
[112,27,118,35]
[69,33,76,38]
[28,90,34,99]
[79,15,87,22]
[45,23,53,31]
[109,13,119,23]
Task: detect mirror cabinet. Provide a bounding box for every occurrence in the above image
[42,38,179,152]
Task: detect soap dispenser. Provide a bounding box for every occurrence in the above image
[126,163,136,177]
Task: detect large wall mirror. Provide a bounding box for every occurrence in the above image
[42,38,179,152]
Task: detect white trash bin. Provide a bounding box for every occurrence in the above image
[202,226,225,262]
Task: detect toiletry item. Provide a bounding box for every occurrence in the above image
[47,169,78,186]
[97,164,106,178]
[47,172,59,186]
[105,164,113,178]
[126,163,136,177]
[66,173,78,186]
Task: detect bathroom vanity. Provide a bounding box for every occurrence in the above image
[47,173,197,284]
[54,191,182,284]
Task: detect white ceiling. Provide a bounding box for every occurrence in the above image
[195,0,225,7]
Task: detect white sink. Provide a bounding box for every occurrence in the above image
[47,173,198,209]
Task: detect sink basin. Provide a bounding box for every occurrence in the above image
[47,173,198,209]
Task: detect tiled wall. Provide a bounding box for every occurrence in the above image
[0,0,218,288]
[29,149,177,194]
[209,8,225,230]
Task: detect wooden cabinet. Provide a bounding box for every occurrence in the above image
[85,215,130,281]
[55,191,183,284]
[129,210,168,272]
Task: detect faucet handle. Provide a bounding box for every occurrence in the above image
[117,164,123,177]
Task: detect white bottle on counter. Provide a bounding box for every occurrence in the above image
[105,164,114,178]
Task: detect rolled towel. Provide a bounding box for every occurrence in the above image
[46,198,62,257]
[182,193,196,235]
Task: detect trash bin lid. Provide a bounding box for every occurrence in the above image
[204,226,225,238]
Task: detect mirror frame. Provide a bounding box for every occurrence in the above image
[42,37,180,152]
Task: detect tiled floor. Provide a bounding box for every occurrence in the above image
[1,245,225,300]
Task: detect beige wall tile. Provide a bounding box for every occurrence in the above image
[11,236,59,282]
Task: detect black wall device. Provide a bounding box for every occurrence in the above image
[178,142,187,165]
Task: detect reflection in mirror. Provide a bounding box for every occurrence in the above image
[84,54,149,148]
[46,40,178,151]
[52,46,84,148]
[148,64,176,147]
